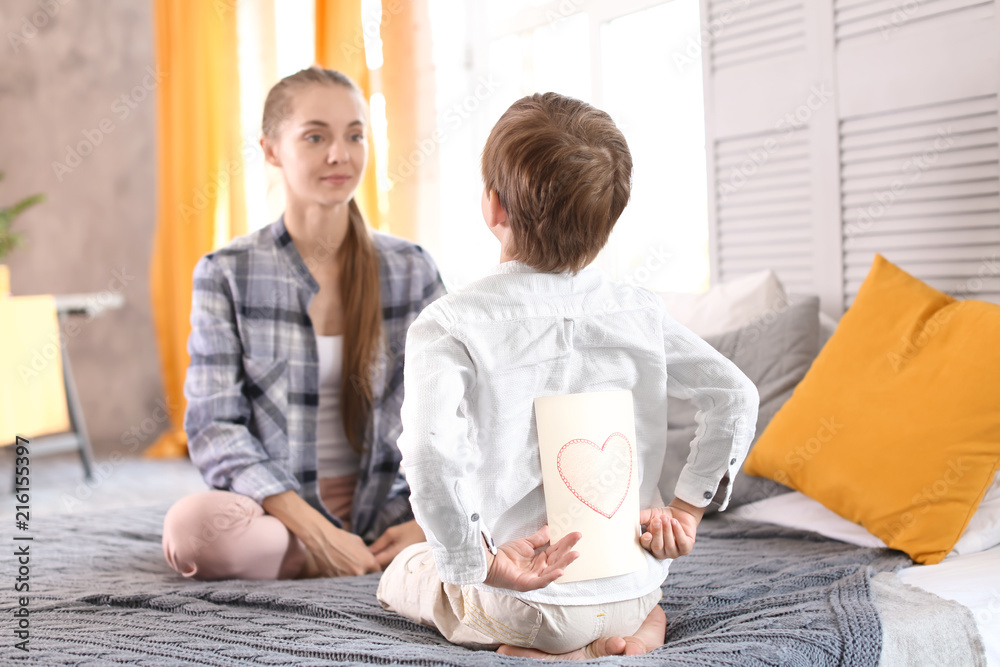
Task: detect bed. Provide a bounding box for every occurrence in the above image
[0,498,990,665]
[7,264,996,665]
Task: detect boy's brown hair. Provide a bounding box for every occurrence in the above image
[481,92,632,273]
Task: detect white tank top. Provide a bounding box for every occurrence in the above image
[315,334,361,478]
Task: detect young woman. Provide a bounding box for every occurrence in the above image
[162,67,446,580]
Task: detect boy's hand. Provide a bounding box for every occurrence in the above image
[484,525,581,592]
[640,499,703,560]
[369,520,426,569]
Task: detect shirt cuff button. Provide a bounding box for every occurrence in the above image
[470,513,479,522]
[730,458,737,465]
[703,491,712,500]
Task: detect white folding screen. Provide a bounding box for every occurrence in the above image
[701,0,1000,315]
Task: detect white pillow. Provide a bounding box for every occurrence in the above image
[656,270,787,338]
[729,492,887,549]
[953,469,1000,556]
[730,469,1000,559]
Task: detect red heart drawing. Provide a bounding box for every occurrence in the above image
[556,432,632,519]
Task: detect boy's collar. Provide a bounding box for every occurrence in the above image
[490,260,540,275]
[489,261,601,278]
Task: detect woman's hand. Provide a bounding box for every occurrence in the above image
[484,525,581,592]
[300,518,381,577]
[262,490,379,577]
[369,520,426,569]
[640,499,703,560]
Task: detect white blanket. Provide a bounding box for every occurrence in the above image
[732,492,1000,665]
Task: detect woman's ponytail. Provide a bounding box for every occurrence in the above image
[339,198,383,453]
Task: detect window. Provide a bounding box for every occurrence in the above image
[236,0,388,233]
[237,0,316,233]
[235,0,711,295]
[426,0,710,292]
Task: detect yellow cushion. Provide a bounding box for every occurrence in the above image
[744,255,1000,564]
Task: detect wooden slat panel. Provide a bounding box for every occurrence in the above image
[721,256,812,270]
[710,0,800,24]
[721,258,813,274]
[720,239,814,259]
[840,95,997,137]
[842,129,997,165]
[702,0,1000,316]
[714,126,809,153]
[845,259,996,280]
[842,211,1000,235]
[723,260,815,276]
[716,145,811,196]
[713,25,806,58]
[708,0,806,70]
[713,13,805,48]
[841,163,1000,193]
[841,133,997,166]
[840,113,997,150]
[842,179,999,207]
[717,176,812,196]
[840,93,1000,307]
[717,188,811,207]
[721,205,812,222]
[713,41,807,70]
[719,216,812,239]
[834,0,983,23]
[718,227,813,245]
[713,103,816,294]
[842,147,1000,179]
[715,145,811,171]
[844,194,1000,221]
[834,0,993,42]
[845,247,1000,268]
[844,228,1000,252]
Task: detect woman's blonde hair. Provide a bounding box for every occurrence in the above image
[262,66,383,454]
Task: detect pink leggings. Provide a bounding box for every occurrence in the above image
[162,475,356,581]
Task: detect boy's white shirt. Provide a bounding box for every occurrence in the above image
[398,261,759,605]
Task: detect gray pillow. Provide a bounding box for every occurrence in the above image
[819,311,839,350]
[660,294,821,512]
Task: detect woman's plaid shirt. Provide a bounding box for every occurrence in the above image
[184,215,446,542]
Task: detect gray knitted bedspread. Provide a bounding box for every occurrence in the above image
[2,503,910,666]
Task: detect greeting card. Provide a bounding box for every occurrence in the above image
[534,390,646,583]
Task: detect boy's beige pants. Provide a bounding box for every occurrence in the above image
[377,542,662,654]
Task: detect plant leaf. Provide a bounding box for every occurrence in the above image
[4,193,45,220]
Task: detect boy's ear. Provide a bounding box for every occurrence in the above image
[484,189,509,229]
[261,136,281,167]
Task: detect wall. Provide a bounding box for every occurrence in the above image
[1,0,167,458]
[700,0,1000,316]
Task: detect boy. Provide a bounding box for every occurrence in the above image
[378,93,759,659]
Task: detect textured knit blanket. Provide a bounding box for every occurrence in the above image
[2,503,912,665]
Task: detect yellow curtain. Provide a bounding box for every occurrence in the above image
[315,0,433,239]
[380,0,431,242]
[315,0,382,231]
[145,1,246,458]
